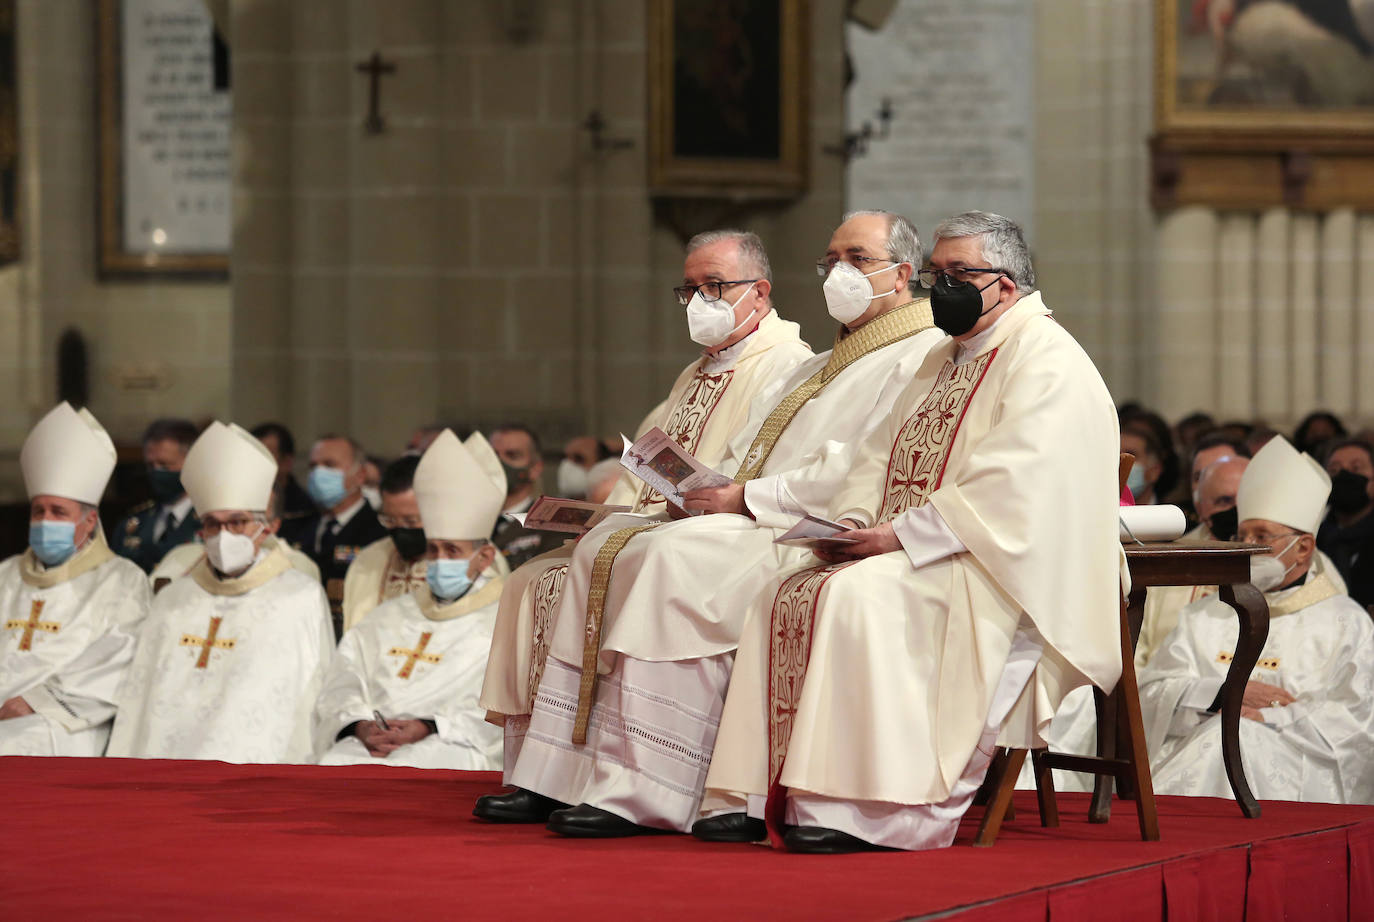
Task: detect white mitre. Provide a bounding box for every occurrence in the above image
[20,402,118,505]
[1237,435,1331,536]
[181,421,277,515]
[413,430,506,541]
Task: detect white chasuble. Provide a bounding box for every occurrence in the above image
[1139,574,1374,804]
[315,575,505,770]
[0,534,151,756]
[544,304,942,727]
[107,546,334,763]
[704,292,1123,818]
[341,537,438,634]
[478,312,811,732]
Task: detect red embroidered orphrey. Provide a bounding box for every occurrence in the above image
[763,352,998,843]
[634,369,733,509]
[528,563,569,703]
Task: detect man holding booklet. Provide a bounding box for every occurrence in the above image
[484,210,944,837]
[475,229,811,813]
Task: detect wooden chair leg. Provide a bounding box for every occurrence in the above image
[1089,684,1116,823]
[1030,748,1059,828]
[1114,612,1160,841]
[973,748,1026,848]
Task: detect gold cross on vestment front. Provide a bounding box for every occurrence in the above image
[5,600,61,651]
[180,616,236,668]
[388,631,442,679]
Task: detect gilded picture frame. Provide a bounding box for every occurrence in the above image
[96,0,230,278]
[648,0,809,199]
[1154,0,1374,148]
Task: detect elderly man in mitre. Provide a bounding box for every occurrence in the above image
[480,211,945,837]
[476,229,812,804]
[107,423,334,763]
[314,431,509,769]
[698,211,1123,852]
[0,403,151,756]
[1141,436,1374,804]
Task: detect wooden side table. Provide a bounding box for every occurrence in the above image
[1124,540,1270,818]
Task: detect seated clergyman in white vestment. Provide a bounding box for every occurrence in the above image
[477,229,812,794]
[107,422,334,764]
[315,431,508,769]
[479,211,945,836]
[698,212,1123,852]
[0,403,151,757]
[340,455,436,634]
[1140,436,1374,804]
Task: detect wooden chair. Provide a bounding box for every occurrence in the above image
[972,452,1159,846]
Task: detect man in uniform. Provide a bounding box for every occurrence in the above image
[489,424,563,570]
[112,418,201,574]
[251,421,314,519]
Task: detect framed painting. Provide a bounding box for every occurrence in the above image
[0,0,16,266]
[97,0,231,277]
[648,0,809,198]
[1152,0,1374,208]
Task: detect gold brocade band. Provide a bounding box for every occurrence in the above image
[574,523,661,743]
[733,299,933,484]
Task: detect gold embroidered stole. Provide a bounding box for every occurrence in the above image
[380,548,429,606]
[633,368,734,511]
[529,562,569,704]
[414,573,505,622]
[761,350,998,840]
[191,545,292,596]
[569,302,935,744]
[734,299,934,483]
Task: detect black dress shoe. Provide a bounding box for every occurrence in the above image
[472,788,568,823]
[691,812,767,843]
[545,803,671,838]
[783,825,898,854]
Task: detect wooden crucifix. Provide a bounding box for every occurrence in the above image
[355,51,397,135]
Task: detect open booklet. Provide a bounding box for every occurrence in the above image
[518,496,632,535]
[619,426,733,509]
[773,514,860,548]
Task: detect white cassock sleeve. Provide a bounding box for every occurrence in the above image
[23,576,153,733]
[312,627,375,757]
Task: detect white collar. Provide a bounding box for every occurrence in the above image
[954,311,1007,364]
[701,314,767,372]
[160,494,195,523]
[330,496,367,527]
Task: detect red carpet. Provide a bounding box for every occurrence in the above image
[3,757,1372,921]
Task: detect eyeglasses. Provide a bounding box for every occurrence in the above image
[814,254,897,277]
[916,266,1004,288]
[199,516,263,537]
[673,280,759,307]
[1235,528,1300,547]
[379,514,423,529]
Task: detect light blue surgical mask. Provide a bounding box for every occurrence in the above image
[1126,462,1148,501]
[29,520,78,567]
[427,558,473,601]
[307,466,349,509]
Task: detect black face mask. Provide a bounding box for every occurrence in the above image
[1207,506,1239,541]
[389,526,428,562]
[1330,470,1372,515]
[501,460,533,495]
[147,468,184,504]
[929,274,1001,337]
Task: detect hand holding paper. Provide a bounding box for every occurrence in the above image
[619,427,731,509]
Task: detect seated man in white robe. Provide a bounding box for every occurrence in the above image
[0,403,151,756]
[699,211,1123,852]
[1140,435,1374,804]
[482,211,943,836]
[314,431,508,769]
[476,229,812,809]
[107,422,334,764]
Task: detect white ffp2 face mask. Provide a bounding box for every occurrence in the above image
[685,283,756,347]
[1250,535,1301,593]
[557,458,590,498]
[206,527,262,576]
[822,260,900,324]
